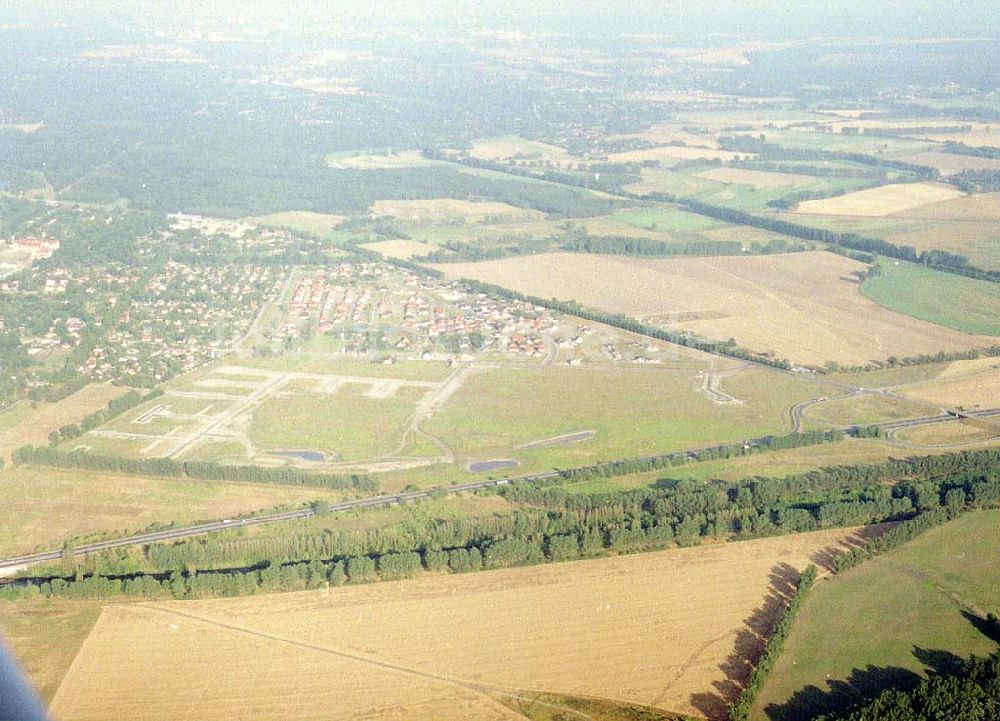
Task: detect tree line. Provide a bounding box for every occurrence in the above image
[715,135,940,180]
[5,447,997,602]
[951,169,1000,193]
[11,445,376,491]
[942,140,1000,159]
[729,565,818,721]
[673,198,999,283]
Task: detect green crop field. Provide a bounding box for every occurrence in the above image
[612,206,726,233]
[691,175,872,213]
[754,509,1000,721]
[861,261,1000,336]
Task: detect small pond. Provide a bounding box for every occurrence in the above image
[468,459,519,473]
[272,450,326,462]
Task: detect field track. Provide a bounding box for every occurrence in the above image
[50,527,881,721]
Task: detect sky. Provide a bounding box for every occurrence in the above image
[11,1,1000,40]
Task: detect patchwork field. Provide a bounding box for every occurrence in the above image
[607,146,750,164]
[694,167,818,189]
[754,510,1000,721]
[370,198,544,224]
[468,135,576,166]
[434,251,991,366]
[612,206,725,232]
[860,261,1000,336]
[49,527,876,721]
[0,466,347,556]
[884,193,1000,270]
[897,150,1000,175]
[623,168,723,198]
[325,150,431,170]
[794,182,962,217]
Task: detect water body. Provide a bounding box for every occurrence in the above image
[272,450,326,462]
[468,459,519,473]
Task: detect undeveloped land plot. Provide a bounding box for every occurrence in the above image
[435,252,989,366]
[51,528,876,721]
[0,384,131,463]
[794,182,962,216]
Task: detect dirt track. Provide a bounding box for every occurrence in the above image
[51,527,880,721]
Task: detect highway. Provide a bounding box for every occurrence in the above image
[841,407,1000,433]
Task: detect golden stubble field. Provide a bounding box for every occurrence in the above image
[794,182,962,216]
[49,528,877,721]
[434,251,990,366]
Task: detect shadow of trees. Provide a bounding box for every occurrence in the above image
[689,562,800,720]
[761,610,1000,721]
[809,524,888,572]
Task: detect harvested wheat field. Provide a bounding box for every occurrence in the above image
[897,364,1000,408]
[362,238,435,259]
[794,182,962,216]
[897,151,1000,175]
[608,146,749,165]
[370,198,543,224]
[50,528,880,721]
[435,252,991,366]
[0,384,131,463]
